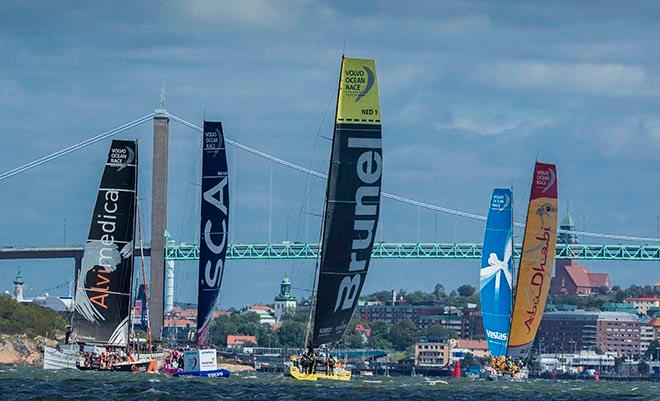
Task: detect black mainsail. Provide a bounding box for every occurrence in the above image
[310,57,382,347]
[73,140,137,346]
[196,121,230,346]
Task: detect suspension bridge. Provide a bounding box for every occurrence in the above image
[2,108,660,266]
[3,107,659,336]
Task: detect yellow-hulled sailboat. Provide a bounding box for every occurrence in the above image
[284,56,383,382]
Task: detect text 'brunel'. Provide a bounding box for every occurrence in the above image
[334,137,382,312]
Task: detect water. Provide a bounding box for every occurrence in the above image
[1,367,658,401]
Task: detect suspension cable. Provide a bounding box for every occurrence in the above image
[1,110,656,243]
[168,112,660,243]
[0,113,154,182]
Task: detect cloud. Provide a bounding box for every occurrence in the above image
[486,61,650,96]
[435,116,552,136]
[182,0,309,28]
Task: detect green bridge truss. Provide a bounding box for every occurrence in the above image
[165,242,660,261]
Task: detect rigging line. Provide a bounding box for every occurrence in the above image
[168,112,660,243]
[0,113,155,182]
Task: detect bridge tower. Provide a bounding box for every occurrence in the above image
[149,104,169,340]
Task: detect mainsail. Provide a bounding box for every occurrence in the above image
[311,57,382,347]
[480,188,513,357]
[507,162,558,358]
[73,140,137,346]
[196,121,230,346]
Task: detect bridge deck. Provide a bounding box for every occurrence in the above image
[2,243,659,262]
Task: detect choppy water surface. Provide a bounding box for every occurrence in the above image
[0,367,657,401]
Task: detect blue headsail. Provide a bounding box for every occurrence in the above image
[196,121,229,346]
[480,188,513,357]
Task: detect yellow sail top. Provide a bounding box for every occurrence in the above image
[336,58,381,125]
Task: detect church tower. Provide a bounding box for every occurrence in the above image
[274,275,297,322]
[558,207,578,244]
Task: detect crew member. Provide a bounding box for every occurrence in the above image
[65,326,72,344]
[327,356,335,375]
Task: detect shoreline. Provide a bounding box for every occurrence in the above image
[0,334,58,367]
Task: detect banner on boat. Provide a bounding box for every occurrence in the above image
[196,121,230,346]
[73,140,137,345]
[480,188,513,357]
[312,57,382,347]
[508,162,558,358]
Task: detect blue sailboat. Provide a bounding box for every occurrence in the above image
[480,188,514,357]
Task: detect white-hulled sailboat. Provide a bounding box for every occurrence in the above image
[44,140,161,371]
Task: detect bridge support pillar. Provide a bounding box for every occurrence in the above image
[164,259,174,313]
[149,110,169,340]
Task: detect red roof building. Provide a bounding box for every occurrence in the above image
[227,335,257,347]
[550,259,611,296]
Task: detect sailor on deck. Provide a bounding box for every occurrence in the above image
[327,356,336,375]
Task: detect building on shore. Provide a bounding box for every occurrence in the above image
[7,268,73,313]
[273,276,296,323]
[537,351,616,373]
[242,304,277,326]
[414,339,489,367]
[535,310,641,356]
[357,302,482,339]
[550,210,611,296]
[227,335,257,348]
[623,296,660,315]
[640,317,656,354]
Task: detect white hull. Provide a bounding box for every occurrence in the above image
[43,346,164,370]
[43,347,80,370]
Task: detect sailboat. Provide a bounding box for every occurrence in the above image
[482,162,558,379]
[480,188,514,359]
[508,162,558,359]
[163,121,231,378]
[284,56,383,381]
[44,140,159,371]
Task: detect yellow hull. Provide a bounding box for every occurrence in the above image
[286,364,351,381]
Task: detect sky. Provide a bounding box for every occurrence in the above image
[1,1,659,308]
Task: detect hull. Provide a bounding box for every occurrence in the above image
[285,363,351,381]
[171,369,231,378]
[43,346,163,371]
[77,360,152,372]
[43,347,79,370]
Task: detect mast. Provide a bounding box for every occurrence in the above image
[126,142,139,349]
[306,56,345,349]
